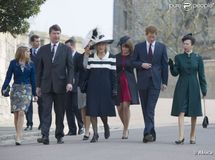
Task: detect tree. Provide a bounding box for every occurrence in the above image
[0,0,46,36]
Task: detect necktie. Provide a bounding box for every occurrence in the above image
[148,43,153,63]
[33,49,37,56]
[51,44,56,62]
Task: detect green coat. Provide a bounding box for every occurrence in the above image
[170,52,207,117]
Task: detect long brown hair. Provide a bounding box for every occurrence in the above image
[15,46,30,63]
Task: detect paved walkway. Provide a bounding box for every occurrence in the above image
[0,98,214,160]
[0,125,214,160]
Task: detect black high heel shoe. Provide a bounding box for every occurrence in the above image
[122,130,129,139]
[15,141,21,145]
[90,134,99,143]
[104,125,110,139]
[83,133,90,141]
[175,138,185,144]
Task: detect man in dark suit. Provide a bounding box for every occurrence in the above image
[36,24,74,145]
[132,26,168,143]
[24,35,42,131]
[24,34,42,131]
[65,37,84,135]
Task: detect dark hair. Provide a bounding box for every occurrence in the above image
[117,36,130,46]
[145,26,157,35]
[49,24,61,34]
[30,35,40,42]
[182,33,195,45]
[121,39,133,54]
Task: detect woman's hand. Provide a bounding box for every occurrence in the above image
[168,58,174,66]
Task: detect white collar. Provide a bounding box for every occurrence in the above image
[51,42,60,47]
[146,41,156,47]
[33,47,39,51]
[72,50,76,55]
[186,50,193,54]
[94,51,110,60]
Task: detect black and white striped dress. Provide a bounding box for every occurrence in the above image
[86,52,117,117]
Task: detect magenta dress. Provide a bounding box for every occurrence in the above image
[120,55,131,102]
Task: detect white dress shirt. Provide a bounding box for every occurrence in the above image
[51,42,60,62]
[146,41,156,54]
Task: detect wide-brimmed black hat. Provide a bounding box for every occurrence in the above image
[182,33,195,45]
[117,36,130,46]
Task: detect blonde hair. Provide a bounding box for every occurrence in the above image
[15,46,30,63]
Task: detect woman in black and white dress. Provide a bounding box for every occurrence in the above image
[84,32,117,143]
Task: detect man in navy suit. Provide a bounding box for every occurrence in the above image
[65,37,84,135]
[132,26,168,143]
[24,34,41,131]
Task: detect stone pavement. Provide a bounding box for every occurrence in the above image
[0,98,214,160]
[0,125,214,160]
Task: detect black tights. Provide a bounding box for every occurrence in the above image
[90,116,108,135]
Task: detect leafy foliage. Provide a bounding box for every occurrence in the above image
[0,0,46,35]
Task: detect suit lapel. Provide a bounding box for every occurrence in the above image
[46,44,52,63]
[142,41,148,60]
[53,43,62,63]
[153,42,159,63]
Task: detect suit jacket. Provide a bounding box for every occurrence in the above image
[36,43,74,94]
[132,41,168,90]
[72,51,82,93]
[76,53,87,87]
[30,48,39,70]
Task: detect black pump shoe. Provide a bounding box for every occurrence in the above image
[104,125,110,139]
[175,138,185,144]
[90,134,99,143]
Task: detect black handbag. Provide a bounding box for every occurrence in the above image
[202,98,209,128]
[1,86,10,97]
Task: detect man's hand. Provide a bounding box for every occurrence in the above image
[141,63,152,70]
[161,84,167,91]
[66,84,73,92]
[33,96,38,102]
[36,87,41,97]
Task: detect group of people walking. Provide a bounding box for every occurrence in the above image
[1,24,207,145]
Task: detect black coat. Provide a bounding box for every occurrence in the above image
[116,53,139,105]
[36,43,74,94]
[30,48,39,68]
[72,51,82,93]
[85,52,117,117]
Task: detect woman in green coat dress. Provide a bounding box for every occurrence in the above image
[169,33,207,145]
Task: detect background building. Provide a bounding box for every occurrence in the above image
[113,0,215,99]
